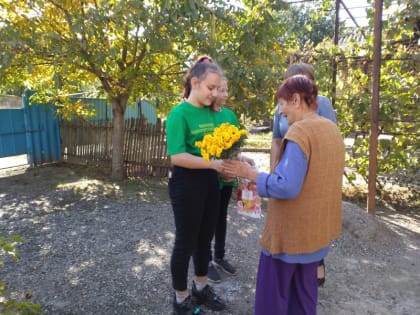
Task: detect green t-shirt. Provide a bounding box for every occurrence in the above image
[213,107,239,127]
[166,101,217,157]
[214,107,240,188]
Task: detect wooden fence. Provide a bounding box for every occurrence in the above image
[60,117,170,177]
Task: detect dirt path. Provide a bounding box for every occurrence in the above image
[0,164,419,315]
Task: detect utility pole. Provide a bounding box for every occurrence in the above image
[367,0,383,215]
[332,0,340,108]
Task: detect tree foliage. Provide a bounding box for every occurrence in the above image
[0,0,293,178]
[278,2,335,49]
[211,0,290,122]
[301,0,419,203]
[339,0,418,188]
[0,0,234,179]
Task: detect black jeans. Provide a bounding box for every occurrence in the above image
[168,166,220,291]
[211,185,233,261]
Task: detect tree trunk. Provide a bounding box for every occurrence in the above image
[111,95,129,181]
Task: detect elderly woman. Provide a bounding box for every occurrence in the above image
[223,75,345,315]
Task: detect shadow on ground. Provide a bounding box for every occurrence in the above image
[0,163,419,315]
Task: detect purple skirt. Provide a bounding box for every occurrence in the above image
[254,252,318,315]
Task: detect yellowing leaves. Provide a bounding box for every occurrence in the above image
[58,99,96,121]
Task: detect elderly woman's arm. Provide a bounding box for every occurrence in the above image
[223,141,307,199]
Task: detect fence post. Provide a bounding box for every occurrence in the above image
[23,91,34,166]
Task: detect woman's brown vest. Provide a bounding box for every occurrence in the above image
[260,116,345,255]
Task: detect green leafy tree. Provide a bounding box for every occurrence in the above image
[305,0,419,206]
[1,0,291,178]
[210,0,291,123]
[0,0,297,178]
[278,2,335,49]
[0,0,231,180]
[208,0,334,123]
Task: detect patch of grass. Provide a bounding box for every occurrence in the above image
[244,132,272,150]
[118,176,169,203]
[343,181,419,213]
[342,186,368,209]
[46,163,170,203]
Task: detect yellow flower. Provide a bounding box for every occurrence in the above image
[203,152,210,162]
[195,123,247,162]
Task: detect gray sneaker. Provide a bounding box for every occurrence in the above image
[207,263,221,283]
[213,258,237,276]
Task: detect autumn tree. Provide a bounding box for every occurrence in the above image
[0,0,297,178]
[204,0,291,122]
[0,0,237,180]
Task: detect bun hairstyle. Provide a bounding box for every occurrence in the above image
[275,74,319,110]
[183,55,220,99]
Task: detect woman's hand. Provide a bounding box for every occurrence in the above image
[223,160,259,183]
[239,154,255,167]
[219,171,236,183]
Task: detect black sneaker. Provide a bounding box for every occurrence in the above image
[213,258,237,276]
[173,295,202,315]
[191,282,226,311]
[207,263,221,283]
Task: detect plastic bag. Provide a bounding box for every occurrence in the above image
[236,178,262,218]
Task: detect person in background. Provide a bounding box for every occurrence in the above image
[223,75,345,315]
[166,58,226,315]
[207,76,239,283]
[270,62,337,286]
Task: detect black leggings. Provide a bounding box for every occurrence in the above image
[168,166,221,291]
[211,185,233,260]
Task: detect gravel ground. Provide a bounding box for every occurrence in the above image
[0,162,419,315]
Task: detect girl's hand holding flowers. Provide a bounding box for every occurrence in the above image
[209,159,224,173]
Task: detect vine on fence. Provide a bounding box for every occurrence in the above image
[293,1,419,208]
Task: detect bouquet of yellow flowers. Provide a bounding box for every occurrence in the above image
[195,123,247,162]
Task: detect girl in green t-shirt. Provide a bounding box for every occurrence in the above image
[166,57,226,314]
[207,77,240,283]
